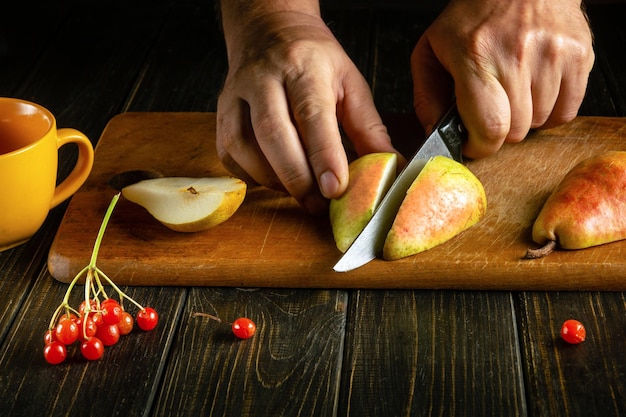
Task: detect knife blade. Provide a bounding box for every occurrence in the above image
[333,104,466,272]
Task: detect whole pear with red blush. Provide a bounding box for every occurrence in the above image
[527,151,626,258]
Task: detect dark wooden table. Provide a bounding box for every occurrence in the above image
[1,1,625,416]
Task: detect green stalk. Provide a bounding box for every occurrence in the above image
[89,193,120,266]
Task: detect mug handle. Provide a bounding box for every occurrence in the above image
[50,128,95,209]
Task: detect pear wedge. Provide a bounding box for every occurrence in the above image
[383,155,487,260]
[122,176,246,232]
[329,153,397,252]
[526,151,626,258]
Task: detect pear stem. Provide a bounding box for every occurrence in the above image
[524,240,557,259]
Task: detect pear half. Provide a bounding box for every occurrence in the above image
[329,153,397,252]
[383,155,487,260]
[122,176,246,232]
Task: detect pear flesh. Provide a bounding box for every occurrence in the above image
[527,151,626,258]
[383,155,487,260]
[122,176,246,232]
[329,153,397,252]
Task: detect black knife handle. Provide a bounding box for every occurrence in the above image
[437,104,466,163]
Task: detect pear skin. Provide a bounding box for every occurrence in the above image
[383,155,487,261]
[527,151,626,257]
[329,153,397,252]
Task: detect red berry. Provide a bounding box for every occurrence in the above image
[55,318,79,345]
[96,323,120,346]
[118,311,134,335]
[101,301,123,325]
[561,319,586,344]
[100,298,119,307]
[81,337,105,360]
[58,312,78,322]
[91,312,104,327]
[231,317,256,339]
[136,308,158,331]
[76,316,97,339]
[44,329,56,345]
[79,299,97,315]
[44,341,67,365]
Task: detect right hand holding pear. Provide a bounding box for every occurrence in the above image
[526,151,626,258]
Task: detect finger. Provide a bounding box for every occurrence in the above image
[340,69,401,162]
[501,68,533,144]
[542,48,595,129]
[286,70,347,200]
[410,35,455,134]
[527,43,563,129]
[216,94,284,191]
[454,73,511,159]
[246,79,324,212]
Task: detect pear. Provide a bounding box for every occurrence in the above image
[526,151,626,258]
[383,155,487,261]
[122,176,246,232]
[329,152,397,252]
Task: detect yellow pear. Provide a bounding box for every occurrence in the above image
[383,155,487,260]
[526,151,626,258]
[122,176,246,232]
[329,153,397,252]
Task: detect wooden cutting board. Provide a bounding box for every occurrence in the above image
[48,112,626,290]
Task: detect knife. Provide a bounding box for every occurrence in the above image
[333,104,467,272]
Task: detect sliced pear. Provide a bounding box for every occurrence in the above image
[122,176,246,232]
[329,152,397,252]
[383,155,487,260]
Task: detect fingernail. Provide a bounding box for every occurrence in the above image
[319,171,340,198]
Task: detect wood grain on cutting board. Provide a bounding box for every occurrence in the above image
[48,113,626,289]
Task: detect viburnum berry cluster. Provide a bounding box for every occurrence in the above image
[43,193,159,365]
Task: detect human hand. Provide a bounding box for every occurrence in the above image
[216,9,398,214]
[411,0,595,159]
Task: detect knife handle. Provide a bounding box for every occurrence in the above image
[437,105,466,163]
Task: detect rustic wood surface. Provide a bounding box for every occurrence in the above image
[1,1,626,416]
[49,113,626,289]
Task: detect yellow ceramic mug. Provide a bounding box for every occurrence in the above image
[0,97,94,251]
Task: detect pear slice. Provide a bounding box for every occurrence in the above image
[122,176,246,232]
[383,155,487,260]
[329,153,397,252]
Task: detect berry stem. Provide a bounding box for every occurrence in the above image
[192,312,225,324]
[49,193,147,328]
[89,193,120,266]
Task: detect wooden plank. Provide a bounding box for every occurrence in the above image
[152,288,347,417]
[516,291,626,417]
[517,5,626,417]
[340,291,525,416]
[587,4,626,116]
[120,3,350,417]
[0,223,58,345]
[0,273,186,417]
[0,1,188,416]
[125,0,227,112]
[0,0,78,96]
[340,10,525,417]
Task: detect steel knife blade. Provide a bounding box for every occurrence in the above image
[333,104,466,272]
